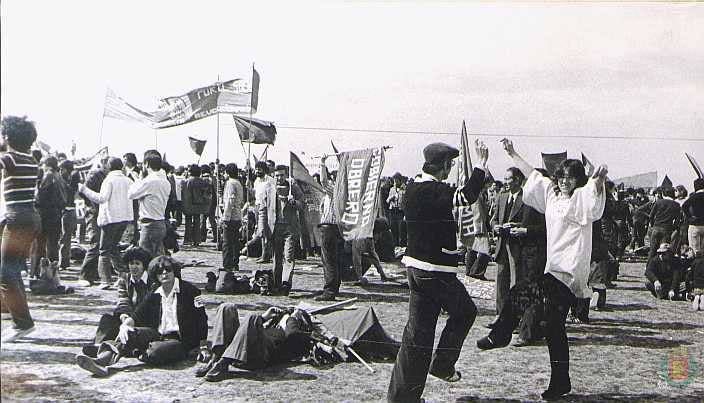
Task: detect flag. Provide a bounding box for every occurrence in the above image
[75,146,109,171]
[291,152,325,194]
[334,147,386,241]
[188,137,207,156]
[233,115,276,144]
[685,153,703,178]
[216,68,260,114]
[36,140,52,155]
[260,145,269,162]
[541,151,567,176]
[661,175,673,189]
[454,120,476,244]
[581,153,595,176]
[103,88,156,126]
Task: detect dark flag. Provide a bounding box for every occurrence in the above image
[661,175,673,189]
[454,120,476,244]
[541,151,567,176]
[685,153,703,178]
[188,137,207,156]
[291,152,325,194]
[233,115,276,144]
[334,147,386,241]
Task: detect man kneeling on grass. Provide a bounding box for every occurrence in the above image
[75,255,208,377]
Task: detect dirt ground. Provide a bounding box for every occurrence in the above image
[1,241,703,402]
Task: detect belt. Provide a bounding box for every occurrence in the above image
[161,332,180,341]
[139,217,163,224]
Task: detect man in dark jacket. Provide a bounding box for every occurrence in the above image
[78,157,108,285]
[30,156,67,277]
[682,178,704,256]
[182,164,212,247]
[75,256,208,376]
[648,187,681,261]
[388,141,488,403]
[645,243,682,299]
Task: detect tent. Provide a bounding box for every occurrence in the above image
[314,306,399,360]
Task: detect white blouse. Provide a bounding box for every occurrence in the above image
[522,170,605,298]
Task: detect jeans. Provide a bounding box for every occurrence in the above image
[388,267,477,403]
[0,206,40,329]
[59,209,77,268]
[388,209,404,247]
[319,224,344,295]
[30,210,62,277]
[201,213,218,243]
[184,214,202,244]
[222,220,242,270]
[98,222,128,284]
[80,206,101,282]
[689,225,704,257]
[272,224,296,288]
[139,220,166,257]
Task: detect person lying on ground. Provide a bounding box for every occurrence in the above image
[75,255,208,377]
[195,303,341,382]
[81,247,153,357]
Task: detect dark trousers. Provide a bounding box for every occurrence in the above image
[80,208,101,282]
[209,304,276,370]
[102,327,186,366]
[139,220,166,258]
[388,268,477,403]
[201,213,218,243]
[222,220,242,271]
[352,238,383,279]
[489,274,575,384]
[59,209,77,269]
[388,209,404,247]
[98,222,128,284]
[30,211,62,277]
[495,251,511,317]
[319,224,344,295]
[466,249,490,277]
[272,224,296,288]
[94,313,122,344]
[631,220,647,249]
[0,207,40,329]
[184,214,203,244]
[648,225,673,261]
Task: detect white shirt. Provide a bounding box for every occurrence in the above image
[222,178,244,221]
[522,170,605,298]
[157,277,180,335]
[80,170,133,226]
[128,169,171,221]
[254,176,274,206]
[174,175,185,202]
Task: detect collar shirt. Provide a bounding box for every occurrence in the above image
[319,194,337,224]
[157,277,180,335]
[254,176,274,206]
[81,170,133,226]
[128,169,171,220]
[387,185,406,210]
[222,178,244,221]
[130,271,149,306]
[521,170,605,298]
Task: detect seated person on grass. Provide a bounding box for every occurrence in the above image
[81,247,153,357]
[75,255,208,377]
[644,243,683,300]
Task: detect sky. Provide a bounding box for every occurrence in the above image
[1,1,703,187]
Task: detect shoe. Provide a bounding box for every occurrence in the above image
[205,359,231,382]
[589,291,599,309]
[541,380,571,400]
[195,358,216,378]
[82,344,99,358]
[77,280,93,287]
[1,326,35,343]
[314,293,336,302]
[468,274,488,281]
[476,335,509,350]
[485,318,499,329]
[431,369,461,382]
[278,282,291,296]
[99,283,113,290]
[76,354,109,377]
[354,277,369,286]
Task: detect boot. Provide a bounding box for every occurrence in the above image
[542,361,571,400]
[205,358,233,382]
[97,256,113,289]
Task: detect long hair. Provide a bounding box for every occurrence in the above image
[147,255,182,287]
[552,159,588,196]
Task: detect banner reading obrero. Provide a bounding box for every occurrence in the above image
[334,147,385,241]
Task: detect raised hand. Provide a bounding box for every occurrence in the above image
[474,139,489,167]
[500,138,516,156]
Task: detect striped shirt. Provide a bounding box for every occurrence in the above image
[0,151,39,207]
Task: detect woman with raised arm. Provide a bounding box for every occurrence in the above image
[477,139,608,400]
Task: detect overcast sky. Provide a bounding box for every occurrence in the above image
[2,1,702,187]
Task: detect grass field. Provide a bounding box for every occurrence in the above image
[1,242,702,402]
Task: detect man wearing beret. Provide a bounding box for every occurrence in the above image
[388,140,489,403]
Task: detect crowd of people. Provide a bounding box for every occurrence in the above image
[1,114,703,401]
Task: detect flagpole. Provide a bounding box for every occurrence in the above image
[99,88,107,148]
[154,129,158,149]
[216,74,221,221]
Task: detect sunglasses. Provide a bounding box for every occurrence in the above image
[155,266,175,275]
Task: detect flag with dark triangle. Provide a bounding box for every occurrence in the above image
[541,151,567,176]
[188,137,207,156]
[661,175,673,189]
[685,153,703,178]
[291,152,325,194]
[581,152,595,176]
[233,115,276,144]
